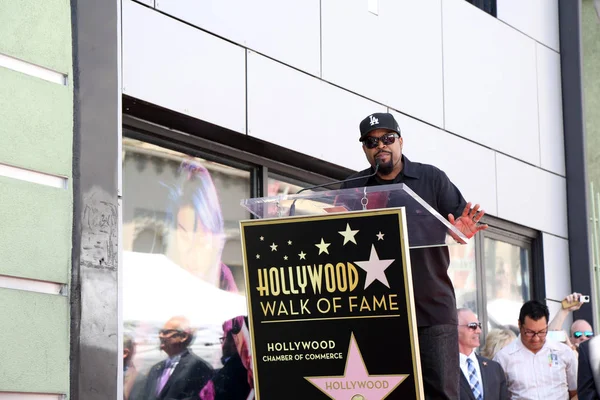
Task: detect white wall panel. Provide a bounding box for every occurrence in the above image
[443,0,540,166]
[247,51,385,171]
[322,0,444,127]
[537,44,565,176]
[156,0,320,76]
[122,0,246,133]
[543,233,572,325]
[133,0,153,7]
[496,154,567,237]
[389,110,497,216]
[497,0,560,52]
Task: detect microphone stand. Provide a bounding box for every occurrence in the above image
[288,162,380,216]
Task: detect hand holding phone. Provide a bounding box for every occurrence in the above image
[561,293,590,309]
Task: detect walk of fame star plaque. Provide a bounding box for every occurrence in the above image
[240,208,425,399]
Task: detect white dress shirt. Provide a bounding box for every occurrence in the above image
[460,350,484,398]
[493,336,577,400]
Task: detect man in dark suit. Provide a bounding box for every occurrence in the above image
[578,335,600,399]
[139,316,213,400]
[458,308,508,400]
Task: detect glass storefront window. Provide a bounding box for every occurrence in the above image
[267,173,306,197]
[122,138,254,399]
[448,239,478,316]
[484,237,531,334]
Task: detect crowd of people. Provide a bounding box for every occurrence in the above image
[458,293,597,400]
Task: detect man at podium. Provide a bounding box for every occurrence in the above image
[341,112,488,400]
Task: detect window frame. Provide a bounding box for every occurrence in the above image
[473,215,543,343]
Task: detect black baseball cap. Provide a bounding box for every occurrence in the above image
[359,113,401,141]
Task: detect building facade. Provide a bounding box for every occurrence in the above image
[0,0,592,398]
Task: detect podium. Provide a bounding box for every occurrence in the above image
[239,183,469,400]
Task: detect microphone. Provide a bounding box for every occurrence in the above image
[289,162,380,216]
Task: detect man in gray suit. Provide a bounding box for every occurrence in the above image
[458,308,508,400]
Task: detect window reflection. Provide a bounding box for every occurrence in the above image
[267,174,305,197]
[485,238,530,335]
[122,138,255,399]
[448,239,478,316]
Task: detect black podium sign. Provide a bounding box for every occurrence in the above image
[240,208,424,399]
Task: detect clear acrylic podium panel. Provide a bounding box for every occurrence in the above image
[240,183,469,249]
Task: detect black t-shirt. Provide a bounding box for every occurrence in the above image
[340,155,467,327]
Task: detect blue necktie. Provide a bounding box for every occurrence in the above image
[467,358,483,400]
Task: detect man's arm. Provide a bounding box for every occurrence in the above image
[565,343,580,399]
[434,169,466,218]
[549,292,584,331]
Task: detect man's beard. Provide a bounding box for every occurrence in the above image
[376,153,395,175]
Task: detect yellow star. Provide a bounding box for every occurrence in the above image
[338,223,359,245]
[270,243,278,251]
[315,238,331,255]
[298,251,306,260]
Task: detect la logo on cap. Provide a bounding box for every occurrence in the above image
[369,115,379,126]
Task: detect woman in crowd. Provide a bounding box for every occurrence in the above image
[481,328,517,359]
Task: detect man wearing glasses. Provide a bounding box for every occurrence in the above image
[548,292,594,349]
[457,308,508,400]
[493,300,578,399]
[140,316,213,399]
[341,112,488,399]
[571,320,594,347]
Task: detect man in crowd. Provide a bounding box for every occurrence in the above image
[140,316,213,400]
[457,308,508,400]
[123,334,145,400]
[341,112,488,399]
[494,300,578,399]
[571,319,595,347]
[549,292,594,348]
[578,335,600,399]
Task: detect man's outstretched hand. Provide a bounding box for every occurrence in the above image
[448,202,489,239]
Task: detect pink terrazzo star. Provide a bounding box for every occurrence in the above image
[305,333,408,399]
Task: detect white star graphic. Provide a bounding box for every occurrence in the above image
[256,254,260,259]
[298,251,306,260]
[284,255,288,261]
[354,245,395,289]
[270,243,278,251]
[287,240,292,245]
[315,238,331,255]
[338,223,359,245]
[260,236,264,241]
[376,231,385,241]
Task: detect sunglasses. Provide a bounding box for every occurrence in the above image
[362,133,400,149]
[459,322,482,331]
[159,329,183,336]
[574,331,594,338]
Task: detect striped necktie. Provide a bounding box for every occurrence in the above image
[467,358,483,400]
